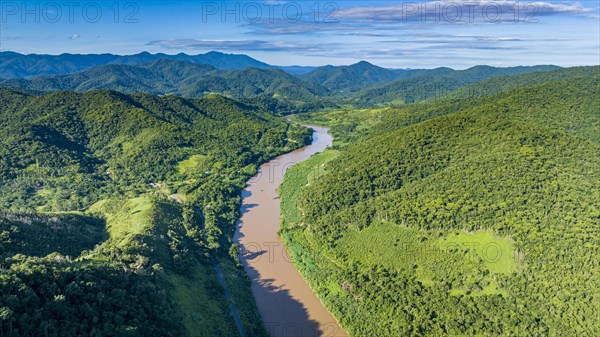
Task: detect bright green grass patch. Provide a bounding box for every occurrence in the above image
[334,222,478,286]
[440,230,517,275]
[335,222,434,271]
[177,154,210,175]
[88,197,154,244]
[333,223,515,296]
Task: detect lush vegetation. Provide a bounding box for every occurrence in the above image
[281,73,600,336]
[301,61,456,96]
[1,51,597,337]
[0,60,334,114]
[0,51,272,78]
[351,65,559,106]
[0,89,311,336]
[301,61,403,94]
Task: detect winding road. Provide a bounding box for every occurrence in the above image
[234,124,348,337]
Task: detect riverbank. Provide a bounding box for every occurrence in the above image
[234,124,348,337]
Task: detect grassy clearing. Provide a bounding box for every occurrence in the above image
[88,197,154,244]
[336,222,432,271]
[440,230,517,275]
[333,223,518,296]
[177,154,210,175]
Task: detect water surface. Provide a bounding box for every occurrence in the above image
[234,125,347,337]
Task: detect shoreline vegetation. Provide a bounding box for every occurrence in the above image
[0,55,597,336]
[279,70,599,336]
[0,89,311,336]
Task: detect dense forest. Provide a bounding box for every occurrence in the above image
[0,60,333,115]
[0,56,561,115]
[0,51,273,78]
[282,70,599,336]
[0,89,311,336]
[350,65,559,106]
[1,50,597,337]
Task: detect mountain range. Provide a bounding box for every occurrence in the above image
[0,47,597,337]
[0,51,273,78]
[351,64,561,106]
[0,59,332,114]
[1,51,567,113]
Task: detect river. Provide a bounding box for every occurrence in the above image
[233,124,348,337]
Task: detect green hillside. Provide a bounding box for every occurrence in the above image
[351,65,560,106]
[0,89,311,336]
[443,66,599,101]
[299,66,599,147]
[0,60,333,114]
[301,61,402,94]
[301,62,454,96]
[281,74,600,336]
[0,51,273,78]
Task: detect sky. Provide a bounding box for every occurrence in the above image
[1,0,599,68]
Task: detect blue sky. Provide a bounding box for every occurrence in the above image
[1,1,599,68]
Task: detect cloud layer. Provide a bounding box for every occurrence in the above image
[336,0,592,22]
[147,39,337,53]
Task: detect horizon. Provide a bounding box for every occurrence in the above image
[1,1,599,69]
[0,49,582,71]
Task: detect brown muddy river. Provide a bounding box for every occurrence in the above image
[234,125,348,337]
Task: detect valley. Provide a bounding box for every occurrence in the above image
[235,124,347,337]
[0,50,598,337]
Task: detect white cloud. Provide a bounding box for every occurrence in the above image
[147,39,337,53]
[335,1,593,23]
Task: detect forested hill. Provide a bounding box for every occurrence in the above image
[351,64,560,106]
[281,73,599,336]
[0,51,272,78]
[441,65,600,100]
[301,61,454,95]
[0,59,332,114]
[361,66,600,142]
[0,88,310,210]
[301,61,403,94]
[0,88,311,336]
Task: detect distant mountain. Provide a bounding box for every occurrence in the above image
[301,61,456,95]
[194,51,273,70]
[276,65,317,76]
[442,65,599,100]
[0,51,273,78]
[0,59,332,114]
[352,65,561,106]
[301,61,400,94]
[391,67,455,79]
